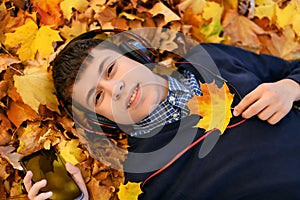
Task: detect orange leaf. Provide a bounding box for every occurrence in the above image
[186,82,234,134]
[31,0,63,28]
[6,101,39,128]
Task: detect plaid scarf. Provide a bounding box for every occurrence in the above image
[130,71,201,136]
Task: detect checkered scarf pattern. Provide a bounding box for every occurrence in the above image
[130,71,201,136]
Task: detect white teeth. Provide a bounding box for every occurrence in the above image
[128,86,138,107]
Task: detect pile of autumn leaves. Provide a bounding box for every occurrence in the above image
[1,0,300,199]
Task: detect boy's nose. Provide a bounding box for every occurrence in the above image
[112,81,125,100]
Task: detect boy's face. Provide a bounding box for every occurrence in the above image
[72,47,168,125]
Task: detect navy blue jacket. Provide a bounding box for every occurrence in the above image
[124,43,300,200]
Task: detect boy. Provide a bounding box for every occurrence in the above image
[24,33,300,199]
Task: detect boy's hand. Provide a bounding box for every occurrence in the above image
[23,162,89,200]
[65,162,89,200]
[233,79,300,124]
[23,171,52,200]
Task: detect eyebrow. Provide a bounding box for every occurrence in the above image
[86,56,111,106]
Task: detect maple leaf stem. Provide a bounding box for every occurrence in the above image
[8,66,24,75]
[0,44,13,56]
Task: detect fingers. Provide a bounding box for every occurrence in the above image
[233,83,293,124]
[65,162,89,199]
[31,191,53,200]
[27,179,52,200]
[24,171,33,192]
[233,87,264,118]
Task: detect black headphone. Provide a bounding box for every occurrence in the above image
[56,28,159,137]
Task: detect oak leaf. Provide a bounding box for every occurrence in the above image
[186,82,234,134]
[13,66,60,113]
[117,181,143,200]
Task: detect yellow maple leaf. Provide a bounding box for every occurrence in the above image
[117,181,143,200]
[254,0,276,20]
[276,0,300,35]
[13,66,60,113]
[4,19,62,61]
[186,82,234,134]
[60,0,89,20]
[200,1,224,43]
[59,20,88,42]
[57,139,86,165]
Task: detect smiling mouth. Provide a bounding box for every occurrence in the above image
[127,84,140,108]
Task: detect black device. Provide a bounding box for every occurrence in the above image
[20,147,84,200]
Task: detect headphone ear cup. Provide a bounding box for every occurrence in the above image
[119,40,155,64]
[85,111,117,128]
[96,114,117,127]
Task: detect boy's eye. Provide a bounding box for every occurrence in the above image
[107,63,115,78]
[95,91,102,104]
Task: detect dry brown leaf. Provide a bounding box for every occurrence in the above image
[0,54,20,74]
[149,2,180,24]
[87,177,113,200]
[94,6,117,27]
[0,80,9,100]
[112,17,129,30]
[9,181,24,197]
[259,26,300,60]
[0,113,12,146]
[0,158,10,180]
[16,121,45,155]
[0,146,23,170]
[222,10,266,49]
[0,10,26,43]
